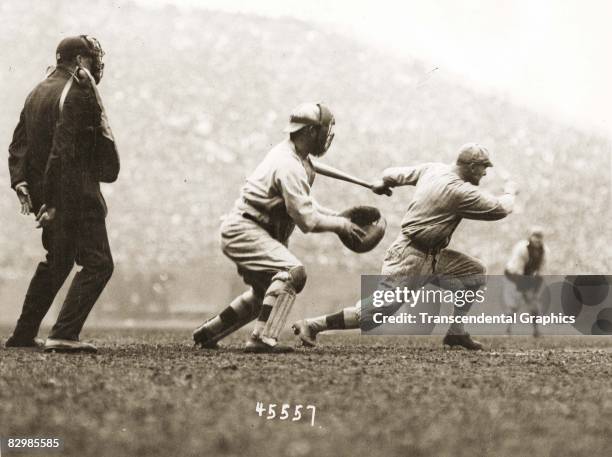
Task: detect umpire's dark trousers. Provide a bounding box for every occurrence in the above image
[12,215,114,341]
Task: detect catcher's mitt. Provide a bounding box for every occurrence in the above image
[338,206,387,253]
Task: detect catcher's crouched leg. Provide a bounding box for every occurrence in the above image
[193,289,262,348]
[247,266,306,351]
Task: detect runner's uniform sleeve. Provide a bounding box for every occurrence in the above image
[381,163,429,187]
[454,184,512,221]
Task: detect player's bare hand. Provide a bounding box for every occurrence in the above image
[15,183,33,215]
[35,205,56,228]
[371,180,392,196]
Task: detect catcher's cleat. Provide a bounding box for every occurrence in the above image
[192,324,220,349]
[442,333,484,351]
[5,336,45,349]
[244,335,294,354]
[292,320,318,347]
[44,338,98,353]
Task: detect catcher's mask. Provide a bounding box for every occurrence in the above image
[338,206,387,253]
[81,35,105,84]
[316,103,335,155]
[285,102,335,156]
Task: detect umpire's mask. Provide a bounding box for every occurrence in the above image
[82,35,105,84]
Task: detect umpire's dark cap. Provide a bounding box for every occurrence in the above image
[56,35,94,63]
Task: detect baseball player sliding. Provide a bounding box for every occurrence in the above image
[293,143,519,350]
[192,102,377,353]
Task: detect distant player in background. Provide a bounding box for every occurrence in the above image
[192,102,367,353]
[503,227,547,337]
[293,143,518,350]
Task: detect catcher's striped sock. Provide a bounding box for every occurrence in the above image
[202,294,254,337]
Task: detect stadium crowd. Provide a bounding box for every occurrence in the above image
[0,0,609,295]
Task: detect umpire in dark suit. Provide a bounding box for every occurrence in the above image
[6,35,119,353]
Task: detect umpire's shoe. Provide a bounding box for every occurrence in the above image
[5,336,45,349]
[44,338,98,353]
[292,320,318,347]
[443,333,484,351]
[244,335,294,354]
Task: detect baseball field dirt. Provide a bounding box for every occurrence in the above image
[1,328,611,457]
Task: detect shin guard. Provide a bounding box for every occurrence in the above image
[261,290,296,346]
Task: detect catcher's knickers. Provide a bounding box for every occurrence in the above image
[220,212,303,297]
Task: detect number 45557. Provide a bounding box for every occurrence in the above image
[255,403,316,426]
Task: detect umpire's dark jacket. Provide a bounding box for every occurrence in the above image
[8,64,119,218]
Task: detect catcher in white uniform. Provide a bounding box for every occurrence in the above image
[192,102,384,353]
